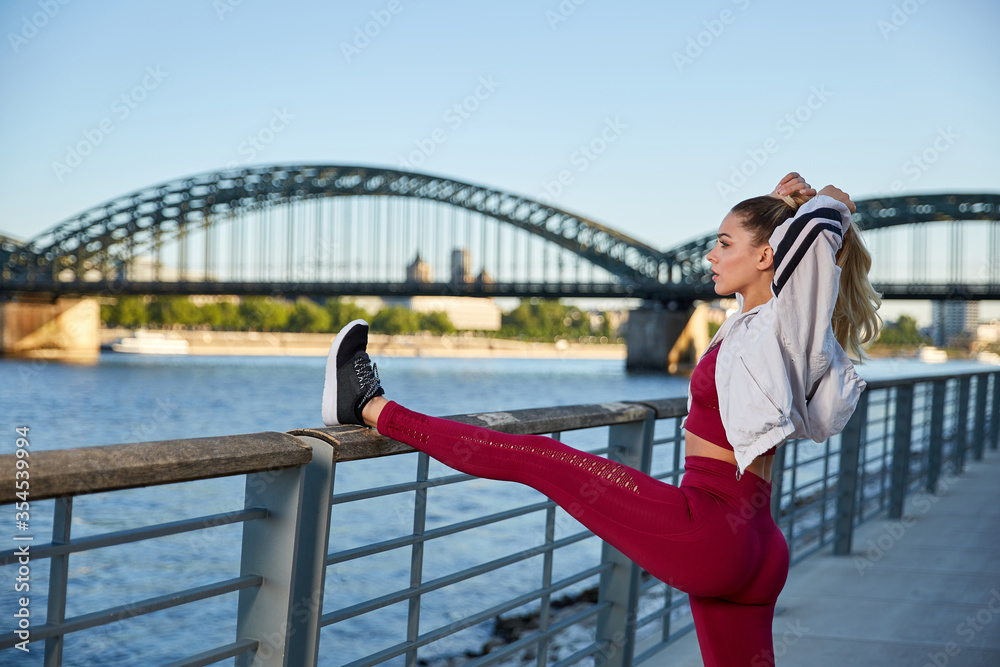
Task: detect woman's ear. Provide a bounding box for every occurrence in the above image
[758,244,775,271]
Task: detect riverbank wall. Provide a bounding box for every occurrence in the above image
[100,328,627,360]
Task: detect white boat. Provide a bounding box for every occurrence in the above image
[111,331,190,355]
[917,346,948,363]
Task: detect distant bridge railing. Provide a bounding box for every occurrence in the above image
[1,368,998,666]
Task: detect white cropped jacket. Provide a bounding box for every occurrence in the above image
[680,195,868,478]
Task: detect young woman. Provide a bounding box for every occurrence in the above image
[320,173,882,666]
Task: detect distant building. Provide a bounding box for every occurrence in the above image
[409,296,501,331]
[451,248,472,284]
[931,300,980,346]
[406,254,433,283]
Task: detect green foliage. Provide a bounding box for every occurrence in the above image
[148,296,202,327]
[874,314,931,346]
[98,295,612,341]
[419,311,455,334]
[499,298,606,341]
[371,305,421,334]
[200,301,242,330]
[288,299,332,333]
[240,296,290,332]
[102,296,149,328]
[324,298,370,330]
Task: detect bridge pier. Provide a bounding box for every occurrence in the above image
[0,297,100,363]
[626,301,710,373]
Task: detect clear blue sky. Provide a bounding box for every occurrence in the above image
[2,0,998,324]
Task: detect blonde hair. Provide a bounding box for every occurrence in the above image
[731,193,883,362]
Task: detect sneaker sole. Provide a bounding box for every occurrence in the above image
[321,318,369,426]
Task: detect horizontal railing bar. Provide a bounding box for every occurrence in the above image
[325,529,596,624]
[791,452,834,466]
[551,638,606,667]
[160,638,259,667]
[0,574,261,648]
[0,432,310,504]
[331,472,473,504]
[635,597,690,630]
[463,602,607,667]
[639,578,661,593]
[327,500,556,565]
[0,508,267,566]
[782,478,829,499]
[862,373,976,390]
[335,564,612,667]
[786,494,834,516]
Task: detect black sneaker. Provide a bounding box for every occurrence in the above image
[322,319,385,426]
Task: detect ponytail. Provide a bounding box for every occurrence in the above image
[833,223,883,362]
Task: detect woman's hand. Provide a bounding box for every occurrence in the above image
[770,172,816,198]
[817,185,857,214]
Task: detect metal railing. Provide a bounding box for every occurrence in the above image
[1,368,997,666]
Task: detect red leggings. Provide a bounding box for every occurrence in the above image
[377,401,790,667]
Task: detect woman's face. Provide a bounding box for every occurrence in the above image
[705,212,767,297]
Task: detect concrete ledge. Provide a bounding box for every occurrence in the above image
[0,432,311,504]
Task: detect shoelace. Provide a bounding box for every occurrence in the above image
[354,356,382,403]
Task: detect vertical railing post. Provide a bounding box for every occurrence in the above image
[770,442,787,526]
[284,435,337,667]
[955,376,971,472]
[405,453,429,667]
[889,384,914,519]
[972,374,988,461]
[236,462,308,667]
[596,408,654,667]
[926,380,947,494]
[991,372,1000,451]
[834,390,868,556]
[44,496,72,667]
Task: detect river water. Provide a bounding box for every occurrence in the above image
[0,352,992,665]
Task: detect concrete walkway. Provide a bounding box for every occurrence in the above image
[653,448,1000,666]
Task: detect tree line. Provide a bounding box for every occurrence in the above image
[101,295,621,341]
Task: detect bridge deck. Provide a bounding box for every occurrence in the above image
[648,449,1000,665]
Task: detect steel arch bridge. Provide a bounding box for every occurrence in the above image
[1,163,998,300]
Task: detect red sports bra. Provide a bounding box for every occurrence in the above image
[685,344,777,457]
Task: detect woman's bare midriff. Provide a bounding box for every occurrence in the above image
[685,430,773,482]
